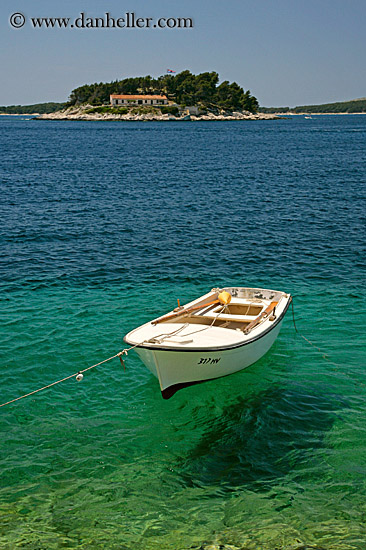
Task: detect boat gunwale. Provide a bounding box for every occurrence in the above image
[123,294,292,353]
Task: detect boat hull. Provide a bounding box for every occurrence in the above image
[135,319,283,398]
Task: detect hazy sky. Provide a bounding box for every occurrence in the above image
[1,0,365,107]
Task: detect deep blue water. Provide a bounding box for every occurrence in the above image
[0,115,365,549]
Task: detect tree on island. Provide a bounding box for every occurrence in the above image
[67,71,259,113]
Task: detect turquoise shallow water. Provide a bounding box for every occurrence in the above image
[0,115,365,549]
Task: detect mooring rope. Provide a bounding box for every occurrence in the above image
[291,299,330,361]
[0,305,229,408]
[291,298,346,370]
[0,344,143,409]
[0,298,357,409]
[290,298,366,391]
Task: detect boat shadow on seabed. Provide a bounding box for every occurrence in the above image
[176,385,345,494]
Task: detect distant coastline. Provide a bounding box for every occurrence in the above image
[297,112,366,115]
[259,97,366,115]
[270,112,366,116]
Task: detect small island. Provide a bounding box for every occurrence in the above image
[1,77,365,120]
[33,71,280,121]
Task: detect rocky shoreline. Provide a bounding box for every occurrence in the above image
[35,105,281,122]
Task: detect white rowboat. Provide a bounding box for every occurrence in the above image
[124,287,292,399]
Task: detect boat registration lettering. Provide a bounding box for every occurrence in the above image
[198,357,221,365]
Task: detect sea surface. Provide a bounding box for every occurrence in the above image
[0,114,365,550]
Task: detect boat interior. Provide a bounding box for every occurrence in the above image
[155,288,285,332]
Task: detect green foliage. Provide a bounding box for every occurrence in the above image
[84,106,128,115]
[258,107,290,114]
[0,102,65,114]
[160,106,179,116]
[241,90,259,112]
[129,106,157,115]
[67,71,259,113]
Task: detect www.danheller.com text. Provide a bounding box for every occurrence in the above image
[9,11,194,30]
